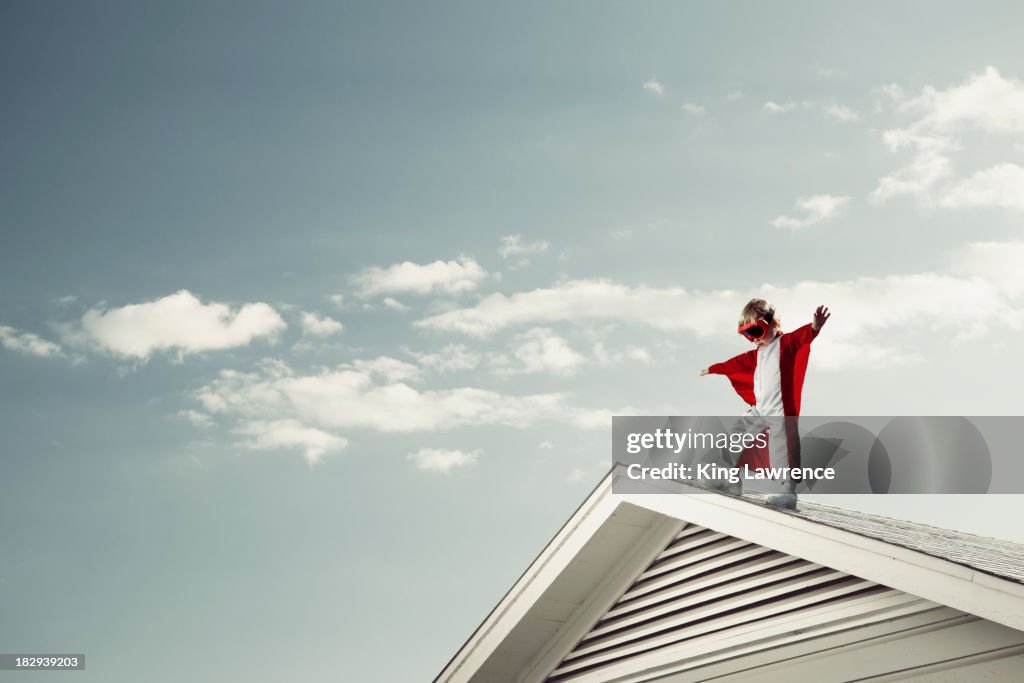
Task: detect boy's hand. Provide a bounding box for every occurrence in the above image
[812,305,830,331]
[699,367,709,376]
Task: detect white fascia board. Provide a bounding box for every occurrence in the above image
[516,514,684,683]
[436,472,622,683]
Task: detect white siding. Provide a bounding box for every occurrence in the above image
[546,522,942,682]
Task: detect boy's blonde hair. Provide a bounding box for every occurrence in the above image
[739,298,779,327]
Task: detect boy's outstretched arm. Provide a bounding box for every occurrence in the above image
[701,349,758,406]
[700,349,757,377]
[787,305,830,347]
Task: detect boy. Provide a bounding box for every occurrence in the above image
[700,299,830,509]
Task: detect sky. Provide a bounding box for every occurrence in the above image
[2,1,1024,681]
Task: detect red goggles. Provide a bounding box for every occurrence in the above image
[738,318,772,342]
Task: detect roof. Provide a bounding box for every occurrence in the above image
[783,497,1024,585]
[436,465,1024,683]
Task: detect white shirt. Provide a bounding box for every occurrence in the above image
[753,333,784,417]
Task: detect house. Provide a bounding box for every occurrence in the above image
[435,464,1024,682]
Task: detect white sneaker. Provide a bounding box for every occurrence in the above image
[765,493,797,510]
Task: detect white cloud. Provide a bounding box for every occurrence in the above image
[406,343,480,372]
[940,163,1024,209]
[0,325,63,358]
[352,257,487,297]
[900,66,1024,134]
[771,194,851,230]
[195,357,608,436]
[952,241,1024,296]
[592,342,652,365]
[567,468,585,483]
[871,67,1024,207]
[538,441,554,450]
[234,419,347,465]
[725,91,744,102]
[180,409,214,428]
[77,290,285,359]
[824,104,859,122]
[350,356,422,383]
[627,347,653,363]
[812,340,923,371]
[869,132,953,203]
[407,447,479,473]
[301,312,344,337]
[680,103,706,116]
[642,79,665,97]
[381,297,410,312]
[498,234,550,260]
[591,342,613,365]
[416,280,730,338]
[504,328,586,376]
[328,293,345,307]
[415,257,1023,369]
[878,83,905,101]
[763,101,796,113]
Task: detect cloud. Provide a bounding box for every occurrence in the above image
[76,290,285,360]
[680,103,706,116]
[234,419,348,465]
[567,468,585,483]
[939,163,1024,209]
[0,325,63,358]
[763,101,796,113]
[381,297,410,312]
[871,67,1024,207]
[771,194,851,230]
[195,357,609,438]
[901,66,1024,134]
[301,312,344,337]
[350,356,422,383]
[415,280,730,337]
[952,241,1024,296]
[725,91,744,102]
[415,253,1024,369]
[812,340,923,371]
[328,293,345,307]
[406,343,480,372]
[627,347,652,363]
[407,447,479,473]
[180,409,214,428]
[877,83,905,101]
[502,328,586,376]
[642,79,665,97]
[498,234,550,260]
[869,132,953,203]
[592,342,652,365]
[352,257,487,297]
[824,104,859,122]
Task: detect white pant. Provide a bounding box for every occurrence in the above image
[721,410,797,493]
